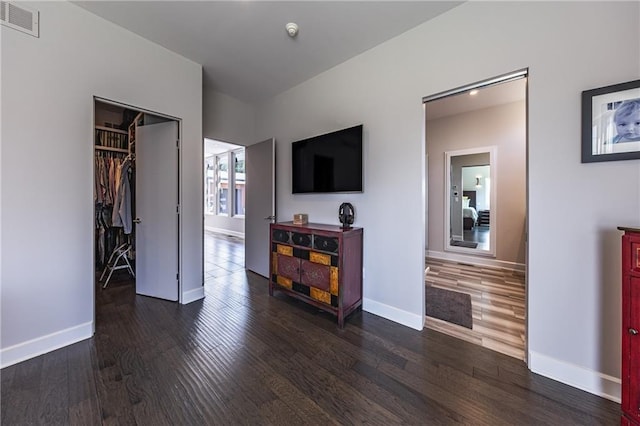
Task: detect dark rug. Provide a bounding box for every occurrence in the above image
[451,240,478,248]
[426,286,473,329]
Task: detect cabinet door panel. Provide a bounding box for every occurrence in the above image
[277,254,300,282]
[633,243,640,274]
[300,260,331,291]
[627,276,640,420]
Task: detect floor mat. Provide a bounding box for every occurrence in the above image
[426,285,473,329]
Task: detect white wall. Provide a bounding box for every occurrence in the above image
[254,1,640,401]
[203,88,256,145]
[205,214,245,237]
[0,1,203,366]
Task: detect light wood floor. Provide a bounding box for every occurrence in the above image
[425,258,526,361]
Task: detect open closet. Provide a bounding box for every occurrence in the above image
[94,102,139,289]
[94,99,181,303]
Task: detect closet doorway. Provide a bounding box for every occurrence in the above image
[94,98,181,307]
[423,70,528,360]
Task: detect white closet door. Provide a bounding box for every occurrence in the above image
[135,121,179,301]
[245,138,275,277]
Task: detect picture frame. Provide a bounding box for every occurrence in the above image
[581,79,640,163]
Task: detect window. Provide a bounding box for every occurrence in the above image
[233,149,245,217]
[216,154,229,215]
[204,155,215,214]
[204,147,246,217]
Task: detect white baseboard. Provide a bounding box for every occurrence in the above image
[426,250,525,272]
[363,298,424,331]
[529,350,620,403]
[205,226,245,239]
[0,321,93,368]
[181,286,205,304]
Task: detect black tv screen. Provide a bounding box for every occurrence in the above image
[292,125,363,194]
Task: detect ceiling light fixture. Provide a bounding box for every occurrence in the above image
[285,22,299,38]
[469,89,479,96]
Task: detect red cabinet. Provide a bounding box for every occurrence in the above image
[620,227,640,425]
[269,222,363,327]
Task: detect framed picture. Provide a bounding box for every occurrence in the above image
[582,79,640,163]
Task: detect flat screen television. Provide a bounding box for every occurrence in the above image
[291,124,363,194]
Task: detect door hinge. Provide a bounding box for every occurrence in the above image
[176,273,179,280]
[176,140,179,148]
[176,204,180,214]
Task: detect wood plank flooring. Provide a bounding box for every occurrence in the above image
[0,233,619,424]
[425,258,526,360]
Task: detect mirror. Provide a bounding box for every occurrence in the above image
[445,147,496,256]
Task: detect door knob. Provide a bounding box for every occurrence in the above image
[629,328,638,335]
[264,215,276,221]
[133,218,142,224]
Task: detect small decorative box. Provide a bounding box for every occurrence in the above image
[293,213,308,225]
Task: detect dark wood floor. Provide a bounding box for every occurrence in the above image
[462,225,490,251]
[1,233,621,425]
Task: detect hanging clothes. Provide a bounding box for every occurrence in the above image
[108,157,116,205]
[94,151,129,266]
[112,156,133,234]
[95,125,133,268]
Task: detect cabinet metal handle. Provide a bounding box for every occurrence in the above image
[629,328,638,335]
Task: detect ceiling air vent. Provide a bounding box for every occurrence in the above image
[1,1,39,38]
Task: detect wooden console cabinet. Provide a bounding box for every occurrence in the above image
[620,226,640,425]
[269,222,363,327]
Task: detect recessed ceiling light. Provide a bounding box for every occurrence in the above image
[469,89,479,96]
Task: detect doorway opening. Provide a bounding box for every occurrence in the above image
[423,70,528,360]
[203,139,246,285]
[202,137,276,283]
[93,98,181,318]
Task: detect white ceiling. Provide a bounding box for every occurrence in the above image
[73,1,463,103]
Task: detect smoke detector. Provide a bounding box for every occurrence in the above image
[285,22,299,38]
